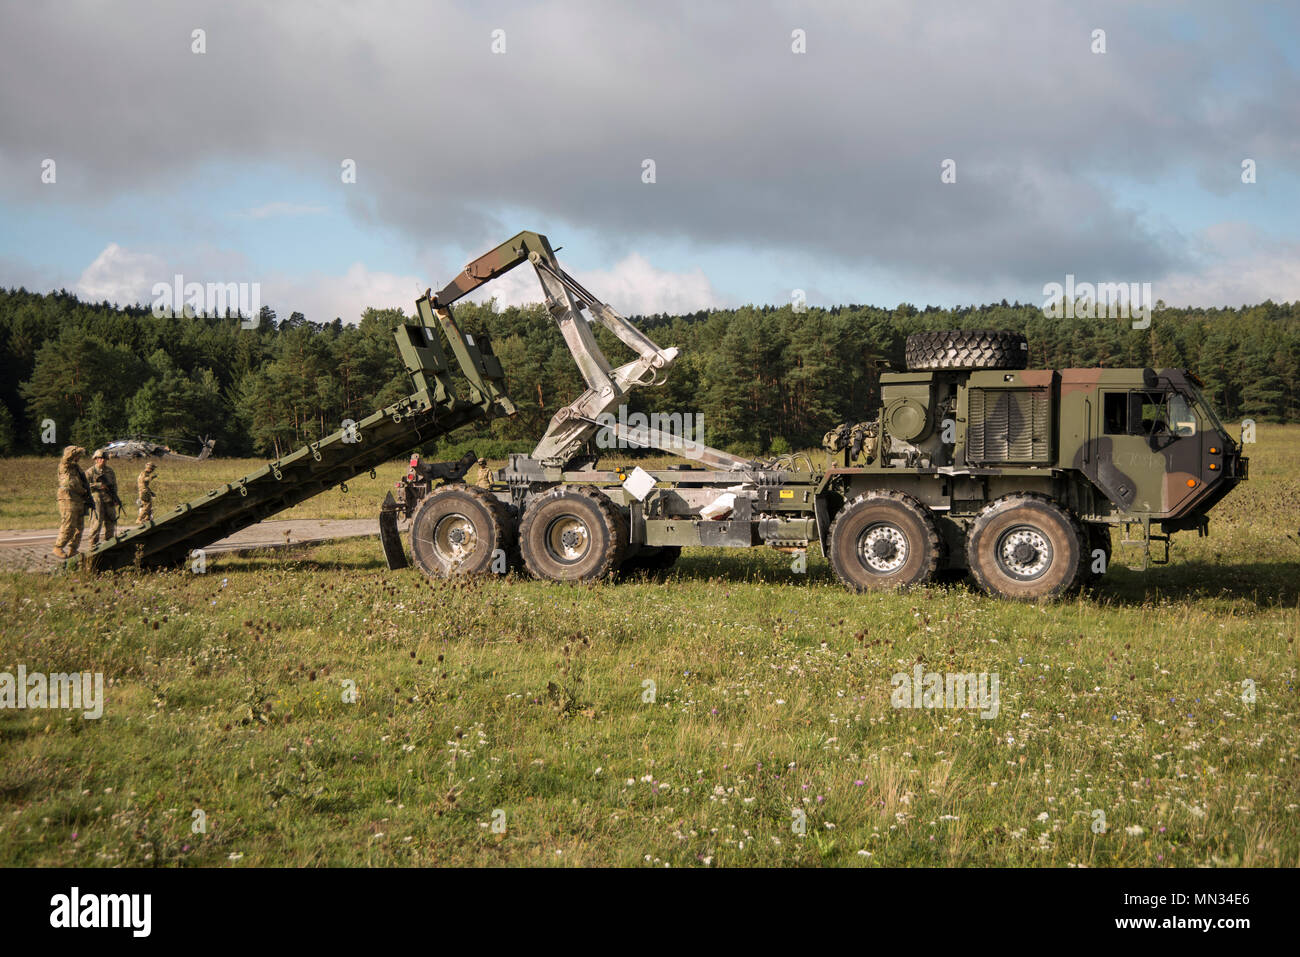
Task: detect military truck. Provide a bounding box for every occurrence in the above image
[811,330,1247,599]
[102,434,216,462]
[80,232,1247,601]
[392,327,1246,600]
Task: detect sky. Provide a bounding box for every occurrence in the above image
[1,0,1298,322]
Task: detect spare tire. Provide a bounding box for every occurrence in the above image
[904,330,1028,371]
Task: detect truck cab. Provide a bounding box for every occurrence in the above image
[820,332,1248,597]
[1056,368,1248,530]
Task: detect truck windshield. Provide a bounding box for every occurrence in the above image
[1167,394,1196,437]
[1184,385,1229,436]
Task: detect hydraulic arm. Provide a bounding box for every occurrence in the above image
[432,231,679,465]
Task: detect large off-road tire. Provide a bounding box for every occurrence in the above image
[1080,523,1112,585]
[966,495,1084,600]
[519,486,627,582]
[409,484,512,578]
[828,491,940,591]
[904,330,1028,371]
[617,545,682,580]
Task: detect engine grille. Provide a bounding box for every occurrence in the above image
[967,388,1051,464]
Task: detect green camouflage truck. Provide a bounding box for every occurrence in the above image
[809,330,1248,598]
[81,234,1248,601]
[404,328,1246,602]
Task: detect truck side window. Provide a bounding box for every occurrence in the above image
[1105,390,1183,436]
[1136,391,1166,435]
[1126,390,1174,435]
[1103,392,1128,434]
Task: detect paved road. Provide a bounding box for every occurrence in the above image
[0,518,380,572]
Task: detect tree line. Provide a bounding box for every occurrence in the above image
[2,287,1297,460]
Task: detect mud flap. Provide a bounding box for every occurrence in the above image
[379,492,409,569]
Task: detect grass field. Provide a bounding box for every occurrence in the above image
[0,430,1296,867]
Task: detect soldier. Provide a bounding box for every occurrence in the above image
[86,449,121,547]
[136,462,157,524]
[53,445,90,558]
[474,457,492,490]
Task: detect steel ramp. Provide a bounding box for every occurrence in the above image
[72,310,513,572]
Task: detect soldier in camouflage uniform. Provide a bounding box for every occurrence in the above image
[136,462,157,524]
[474,457,492,490]
[53,445,90,558]
[86,449,120,546]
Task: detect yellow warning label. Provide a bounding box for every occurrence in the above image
[779,489,794,499]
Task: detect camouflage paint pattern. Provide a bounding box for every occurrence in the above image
[1058,368,1242,521]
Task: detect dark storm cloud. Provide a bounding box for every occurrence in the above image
[2,0,1296,289]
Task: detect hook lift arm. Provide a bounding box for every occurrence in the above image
[427,231,680,467]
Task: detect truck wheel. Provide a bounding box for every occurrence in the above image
[904,330,1028,371]
[1080,523,1112,584]
[828,491,939,591]
[409,485,512,578]
[519,486,627,582]
[966,495,1083,600]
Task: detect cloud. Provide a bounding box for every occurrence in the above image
[47,217,1300,331]
[3,1,1299,303]
[74,243,167,306]
[466,252,722,316]
[72,243,256,310]
[1156,224,1300,307]
[67,242,447,323]
[271,262,427,323]
[0,255,74,295]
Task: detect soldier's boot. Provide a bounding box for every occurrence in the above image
[51,545,67,558]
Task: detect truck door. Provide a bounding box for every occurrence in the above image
[1091,389,1201,515]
